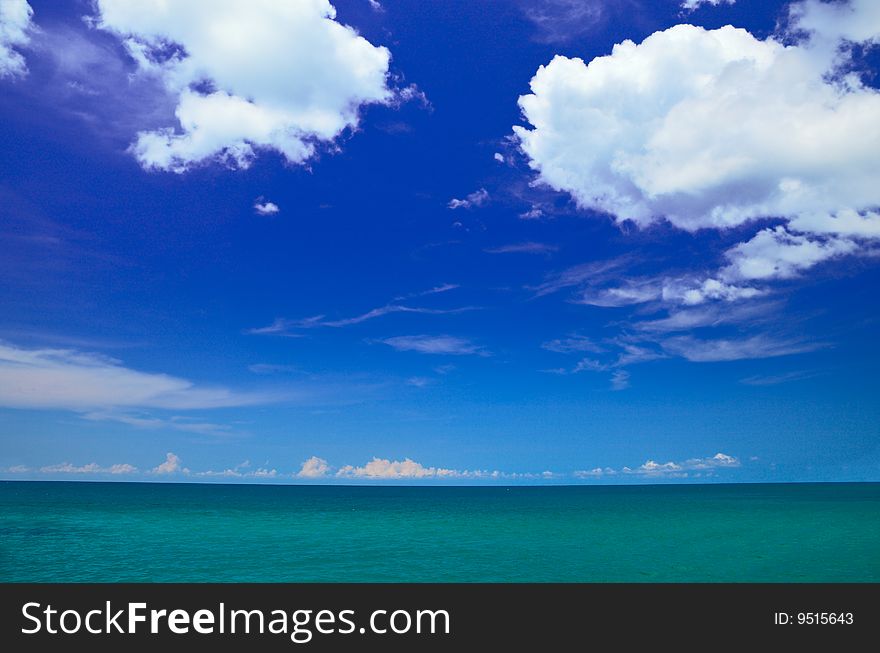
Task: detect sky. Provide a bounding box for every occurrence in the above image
[0,0,878,484]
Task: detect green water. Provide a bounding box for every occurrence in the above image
[0,481,877,582]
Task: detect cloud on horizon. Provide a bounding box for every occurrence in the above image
[575,452,740,478]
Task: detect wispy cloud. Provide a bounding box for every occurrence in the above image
[520,0,606,44]
[531,257,632,297]
[0,341,283,411]
[739,370,818,386]
[378,335,488,356]
[610,370,630,391]
[81,411,234,437]
[485,242,558,255]
[247,363,299,375]
[245,318,312,336]
[541,335,603,354]
[660,335,824,362]
[248,286,473,335]
[393,283,459,301]
[448,188,489,210]
[323,304,478,328]
[633,301,781,333]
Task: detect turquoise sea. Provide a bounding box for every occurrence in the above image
[1,481,878,582]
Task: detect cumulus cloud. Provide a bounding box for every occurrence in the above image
[152,452,187,474]
[0,0,32,78]
[378,335,487,356]
[515,3,880,290]
[337,457,450,479]
[254,199,280,216]
[297,455,330,478]
[575,452,740,478]
[90,0,393,172]
[516,18,880,233]
[0,341,280,411]
[448,188,489,210]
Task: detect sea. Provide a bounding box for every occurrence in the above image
[1,481,878,582]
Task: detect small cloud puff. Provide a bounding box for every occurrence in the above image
[254,199,280,216]
[448,188,489,210]
[152,452,187,475]
[297,456,330,478]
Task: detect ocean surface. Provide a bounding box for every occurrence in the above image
[1,481,878,582]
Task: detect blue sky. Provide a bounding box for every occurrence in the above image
[1,0,878,483]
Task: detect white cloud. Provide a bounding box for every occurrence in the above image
[152,452,187,474]
[254,199,280,215]
[790,0,880,46]
[666,278,764,306]
[337,457,447,479]
[0,0,32,78]
[38,461,138,474]
[194,464,278,479]
[519,207,544,220]
[721,226,857,281]
[485,242,558,255]
[516,18,880,234]
[0,341,280,411]
[575,452,740,478]
[515,4,880,289]
[573,467,617,478]
[334,457,518,480]
[297,455,330,478]
[681,0,734,10]
[493,152,505,163]
[109,463,138,474]
[91,0,393,172]
[448,188,489,210]
[379,335,487,356]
